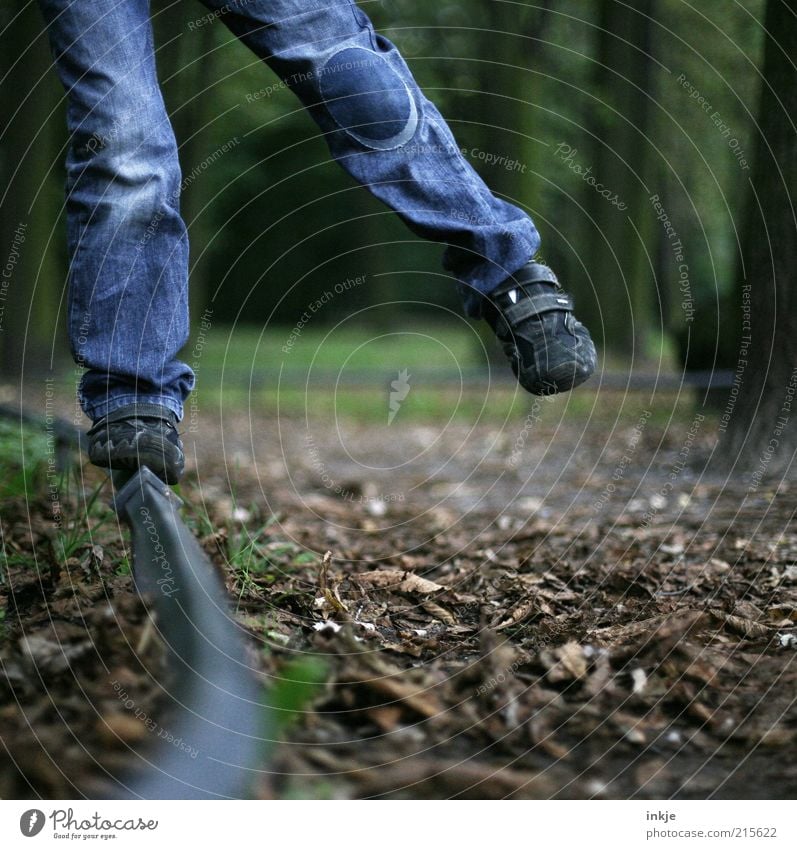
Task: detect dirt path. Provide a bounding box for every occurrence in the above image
[1,408,795,799]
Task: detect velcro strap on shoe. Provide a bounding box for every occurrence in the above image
[501,289,574,324]
[512,261,559,287]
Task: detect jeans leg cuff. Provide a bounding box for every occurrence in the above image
[83,394,184,424]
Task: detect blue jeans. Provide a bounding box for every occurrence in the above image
[38,0,541,422]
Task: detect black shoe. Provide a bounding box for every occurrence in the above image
[482,261,596,395]
[87,403,185,485]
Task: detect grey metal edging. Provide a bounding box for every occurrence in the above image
[110,468,265,799]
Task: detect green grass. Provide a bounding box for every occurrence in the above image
[189,323,483,375]
[179,323,707,424]
[225,511,314,607]
[266,655,329,736]
[186,322,520,421]
[115,554,131,577]
[0,418,57,585]
[0,418,52,500]
[227,522,273,606]
[179,495,217,539]
[257,654,330,797]
[53,471,110,563]
[0,418,117,587]
[50,322,709,427]
[227,380,706,427]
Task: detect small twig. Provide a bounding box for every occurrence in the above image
[319,550,331,594]
[655,584,696,597]
[319,550,351,621]
[136,612,157,656]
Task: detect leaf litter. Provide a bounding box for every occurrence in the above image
[1,412,796,799]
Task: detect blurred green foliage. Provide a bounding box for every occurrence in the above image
[0,0,766,371]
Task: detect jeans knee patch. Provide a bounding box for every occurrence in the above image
[319,47,417,149]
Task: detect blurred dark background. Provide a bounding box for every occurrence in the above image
[0,0,773,377]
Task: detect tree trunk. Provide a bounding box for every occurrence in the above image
[476,2,550,196]
[587,0,656,357]
[0,3,65,377]
[152,0,223,330]
[472,1,551,362]
[719,0,797,477]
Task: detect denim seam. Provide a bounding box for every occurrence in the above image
[67,207,90,364]
[348,1,377,50]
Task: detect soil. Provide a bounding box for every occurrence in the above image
[1,403,795,799]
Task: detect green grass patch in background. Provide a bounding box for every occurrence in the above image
[0,418,51,500]
[50,322,710,427]
[188,322,483,374]
[187,324,705,426]
[266,655,329,737]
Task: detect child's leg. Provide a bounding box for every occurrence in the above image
[200,0,541,317]
[38,0,194,422]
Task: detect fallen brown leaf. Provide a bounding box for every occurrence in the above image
[357,570,443,594]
